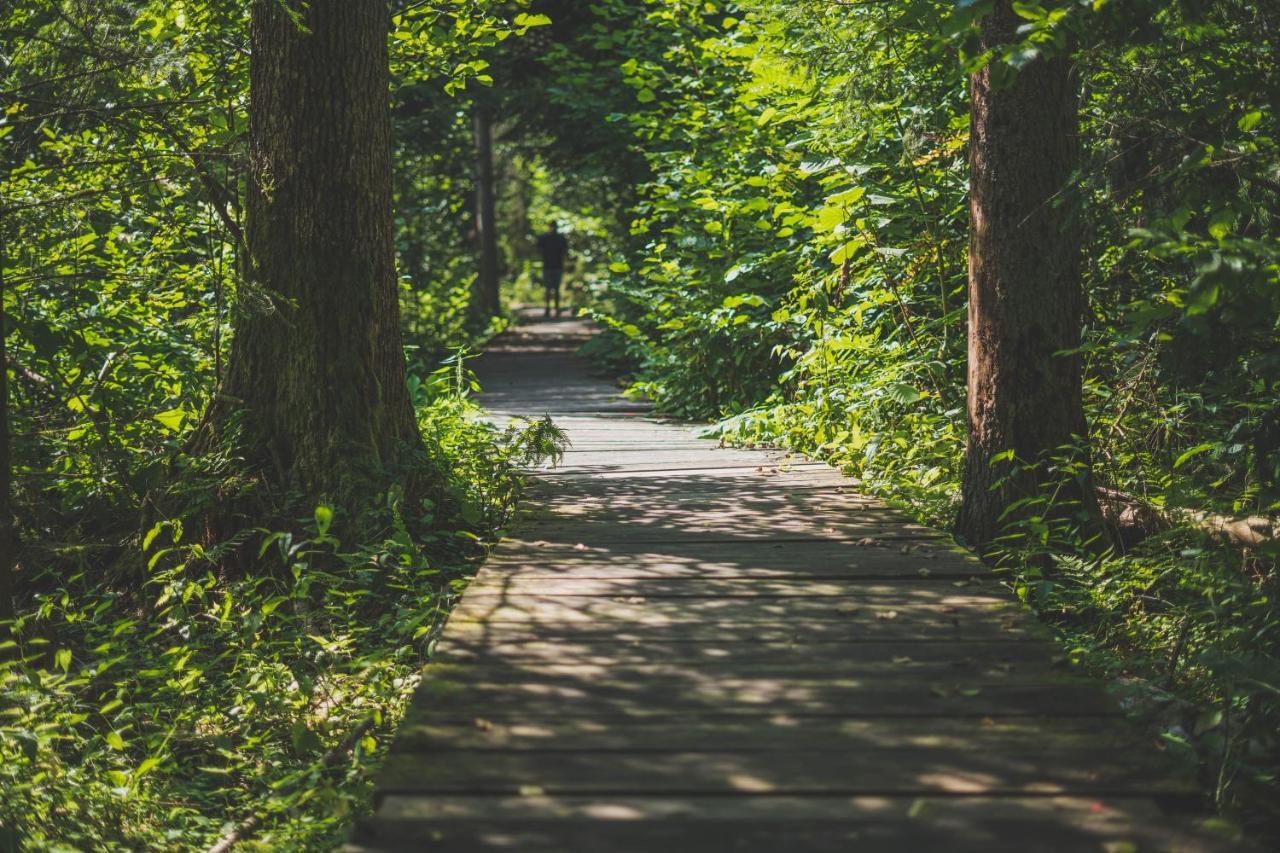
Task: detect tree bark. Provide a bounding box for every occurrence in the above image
[217,0,421,517]
[955,1,1103,551]
[472,101,501,320]
[0,226,15,620]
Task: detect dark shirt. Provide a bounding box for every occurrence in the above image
[537,231,568,270]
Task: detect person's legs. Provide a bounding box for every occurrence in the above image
[544,266,563,318]
[542,265,554,317]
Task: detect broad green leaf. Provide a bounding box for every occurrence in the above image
[314,505,334,536]
[1173,443,1215,468]
[153,408,187,432]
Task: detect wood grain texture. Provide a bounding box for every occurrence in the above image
[354,317,1231,852]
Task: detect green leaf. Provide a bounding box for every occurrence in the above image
[829,239,865,265]
[885,383,923,405]
[825,186,865,207]
[314,505,333,536]
[1207,209,1234,241]
[799,157,841,175]
[142,521,165,551]
[153,408,187,432]
[1173,443,1215,468]
[813,205,846,234]
[513,13,551,28]
[1237,110,1262,132]
[134,756,162,778]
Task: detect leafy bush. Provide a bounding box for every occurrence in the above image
[0,376,565,852]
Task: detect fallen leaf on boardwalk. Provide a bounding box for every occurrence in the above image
[1102,843,1138,853]
[876,610,899,620]
[856,537,876,546]
[518,785,546,797]
[899,545,911,555]
[958,686,981,697]
[892,655,912,664]
[917,568,932,578]
[473,718,493,731]
[907,798,931,819]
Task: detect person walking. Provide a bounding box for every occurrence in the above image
[536,222,569,318]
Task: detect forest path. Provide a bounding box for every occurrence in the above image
[351,315,1228,852]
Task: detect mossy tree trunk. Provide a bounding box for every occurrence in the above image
[955,0,1104,552]
[472,101,500,321]
[0,229,15,620]
[218,0,422,519]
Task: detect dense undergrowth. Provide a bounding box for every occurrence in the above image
[0,363,564,851]
[1,2,566,849]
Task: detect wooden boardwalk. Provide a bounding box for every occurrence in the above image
[352,318,1235,852]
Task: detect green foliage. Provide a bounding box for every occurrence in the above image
[4,0,1280,845]
[527,0,1280,838]
[0,1,563,848]
[0,382,563,851]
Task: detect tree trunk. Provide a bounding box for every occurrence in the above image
[955,1,1103,551]
[217,0,421,518]
[472,102,501,320]
[0,227,15,620]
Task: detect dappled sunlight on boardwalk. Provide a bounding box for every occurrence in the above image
[352,317,1236,852]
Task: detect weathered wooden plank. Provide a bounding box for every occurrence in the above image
[433,638,1055,667]
[510,516,938,541]
[460,577,1002,598]
[409,679,1117,717]
[534,448,812,467]
[410,656,1075,687]
[347,818,1220,853]
[536,465,848,481]
[389,714,1154,753]
[447,594,1018,625]
[521,492,898,515]
[369,792,1180,822]
[479,541,985,579]
[442,615,1041,643]
[523,480,879,502]
[373,746,1190,796]
[349,794,1233,853]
